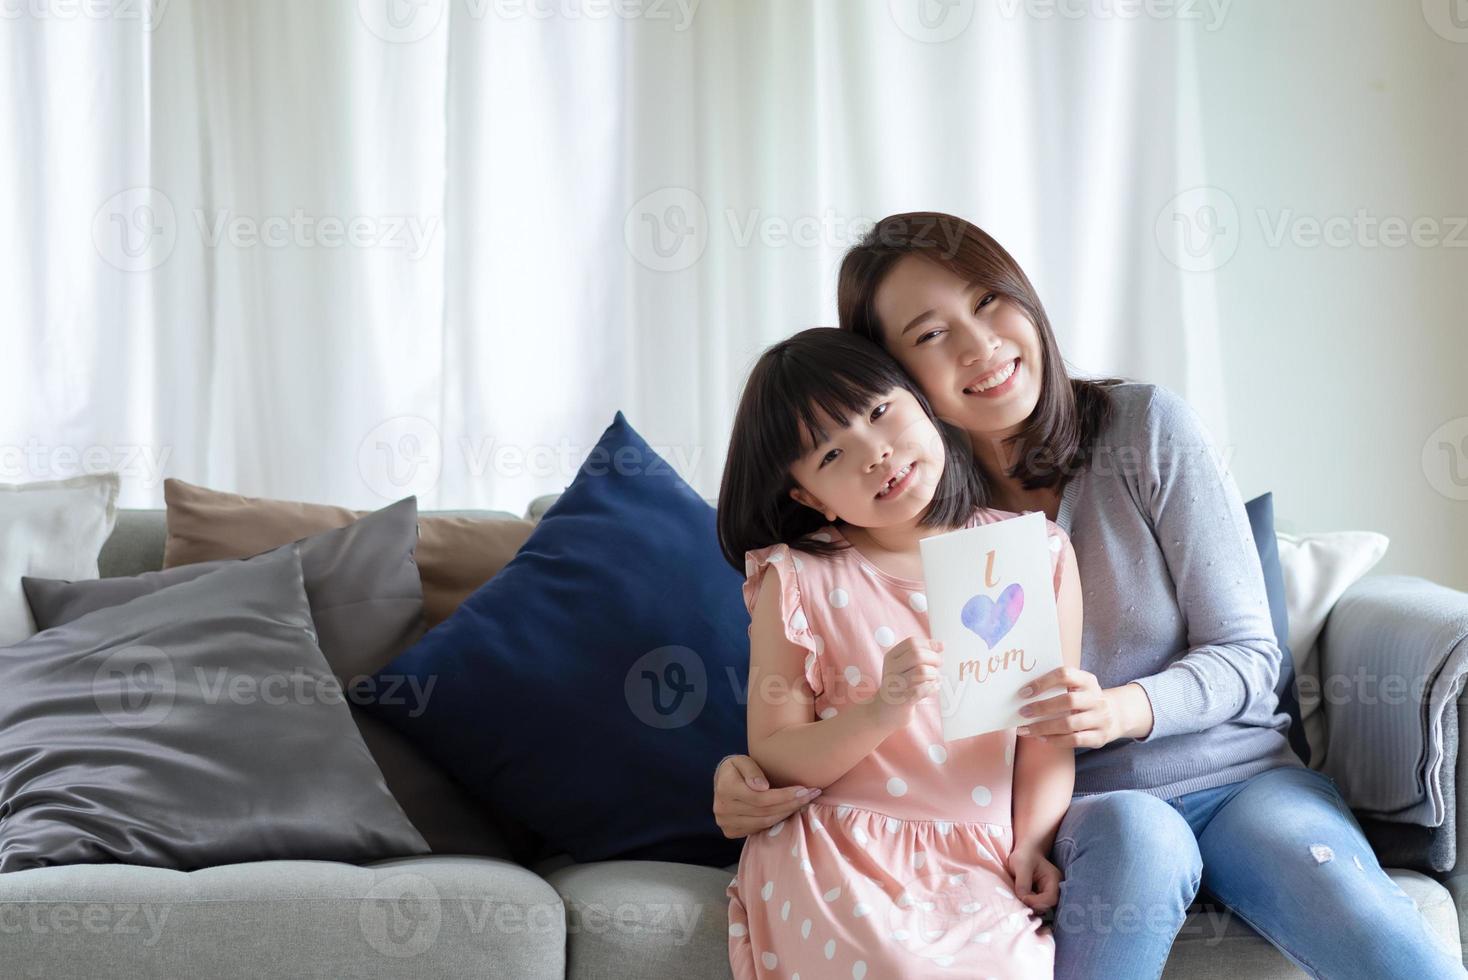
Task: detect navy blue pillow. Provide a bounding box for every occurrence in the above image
[1244,492,1310,766]
[364,412,747,866]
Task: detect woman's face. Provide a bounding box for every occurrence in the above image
[871,255,1044,442]
[786,386,946,528]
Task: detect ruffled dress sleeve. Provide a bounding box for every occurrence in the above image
[742,542,824,698]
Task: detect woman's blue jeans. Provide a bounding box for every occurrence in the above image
[1049,764,1467,979]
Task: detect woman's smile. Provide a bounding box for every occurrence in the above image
[962,356,1021,399]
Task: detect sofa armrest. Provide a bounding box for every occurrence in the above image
[1316,575,1468,872]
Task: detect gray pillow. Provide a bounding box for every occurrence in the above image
[22,496,509,856]
[0,544,428,872]
[23,495,426,682]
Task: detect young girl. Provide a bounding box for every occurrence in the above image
[718,328,1081,979]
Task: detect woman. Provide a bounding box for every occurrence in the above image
[713,212,1464,978]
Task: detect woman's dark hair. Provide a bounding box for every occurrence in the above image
[717,327,988,572]
[837,211,1124,492]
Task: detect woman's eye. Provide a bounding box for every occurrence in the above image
[916,329,943,345]
[975,292,997,313]
[870,402,889,423]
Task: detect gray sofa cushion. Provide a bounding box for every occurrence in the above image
[0,545,428,873]
[0,855,564,980]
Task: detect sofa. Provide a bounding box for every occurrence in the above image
[2,498,1463,980]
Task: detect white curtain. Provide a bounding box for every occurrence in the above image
[2,0,1225,512]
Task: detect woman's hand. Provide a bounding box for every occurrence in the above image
[1008,846,1061,913]
[1015,667,1155,748]
[712,754,821,839]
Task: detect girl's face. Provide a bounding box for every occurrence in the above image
[871,255,1044,441]
[786,386,946,528]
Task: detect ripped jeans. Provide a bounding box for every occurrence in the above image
[1049,764,1466,979]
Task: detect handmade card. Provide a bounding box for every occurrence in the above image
[919,510,1065,742]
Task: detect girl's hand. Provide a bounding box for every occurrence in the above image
[1008,846,1061,912]
[1015,667,1154,748]
[713,754,821,839]
[868,636,944,731]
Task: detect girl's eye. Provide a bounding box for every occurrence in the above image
[975,291,997,314]
[916,329,943,345]
[820,449,839,467]
[870,402,889,423]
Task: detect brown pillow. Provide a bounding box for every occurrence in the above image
[162,478,533,627]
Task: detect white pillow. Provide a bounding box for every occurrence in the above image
[0,473,120,645]
[1276,529,1390,767]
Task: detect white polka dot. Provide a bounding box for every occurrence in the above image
[908,592,928,612]
[960,901,983,913]
[819,707,839,720]
[769,550,784,562]
[854,827,870,846]
[789,842,798,856]
[853,961,868,979]
[949,873,966,884]
[793,556,804,571]
[936,820,952,835]
[913,852,926,870]
[972,785,993,806]
[792,609,809,631]
[729,922,746,937]
[781,899,791,921]
[824,939,836,960]
[824,886,842,901]
[844,665,863,686]
[811,532,832,543]
[892,928,910,941]
[836,804,852,818]
[761,880,774,900]
[1049,534,1062,552]
[801,918,812,938]
[810,815,824,830]
[874,625,895,647]
[887,777,908,797]
[973,931,992,943]
[885,817,901,833]
[927,744,947,764]
[853,902,872,918]
[829,588,849,608]
[762,951,778,969]
[804,651,817,676]
[768,820,785,837]
[812,634,826,654]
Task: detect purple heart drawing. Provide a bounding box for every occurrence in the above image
[961,584,1025,649]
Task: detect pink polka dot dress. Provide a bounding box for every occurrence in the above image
[727,506,1070,980]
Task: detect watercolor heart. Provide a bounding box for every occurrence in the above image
[960,584,1025,649]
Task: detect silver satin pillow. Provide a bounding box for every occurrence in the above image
[0,544,429,873]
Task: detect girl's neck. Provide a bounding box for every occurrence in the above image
[839,517,954,561]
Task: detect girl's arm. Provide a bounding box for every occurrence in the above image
[746,571,901,789]
[1011,537,1082,858]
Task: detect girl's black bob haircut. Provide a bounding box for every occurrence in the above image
[717,327,988,572]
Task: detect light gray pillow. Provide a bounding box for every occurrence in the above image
[0,544,429,873]
[23,495,426,681]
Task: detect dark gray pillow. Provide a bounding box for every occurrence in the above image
[0,544,428,873]
[21,496,511,856]
[23,495,426,682]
